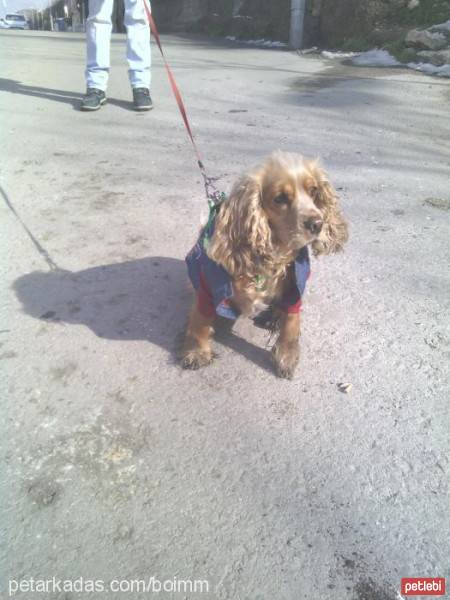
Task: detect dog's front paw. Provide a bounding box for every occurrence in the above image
[181,348,214,370]
[253,307,280,331]
[271,342,299,380]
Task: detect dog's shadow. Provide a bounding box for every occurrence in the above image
[13,257,274,372]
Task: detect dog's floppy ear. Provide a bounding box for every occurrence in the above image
[309,162,349,256]
[207,173,272,278]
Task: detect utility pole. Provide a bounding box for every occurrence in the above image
[289,0,306,50]
[48,0,54,30]
[80,0,86,30]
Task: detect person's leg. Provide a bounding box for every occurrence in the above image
[124,0,151,90]
[85,0,114,91]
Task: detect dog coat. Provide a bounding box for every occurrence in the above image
[185,216,311,320]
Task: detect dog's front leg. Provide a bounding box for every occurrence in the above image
[271,312,300,379]
[181,303,215,370]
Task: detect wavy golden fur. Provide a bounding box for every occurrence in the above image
[208,152,348,278]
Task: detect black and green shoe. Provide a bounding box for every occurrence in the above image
[132,87,153,111]
[81,88,106,111]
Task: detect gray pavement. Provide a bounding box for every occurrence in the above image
[1,30,449,600]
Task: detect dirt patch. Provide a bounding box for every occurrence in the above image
[353,578,396,600]
[424,197,450,211]
[20,415,151,502]
[27,477,62,508]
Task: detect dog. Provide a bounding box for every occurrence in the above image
[182,151,348,379]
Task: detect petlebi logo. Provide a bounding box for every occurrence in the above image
[400,578,446,596]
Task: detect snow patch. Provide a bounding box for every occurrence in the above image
[406,62,450,77]
[318,47,450,79]
[431,20,450,32]
[321,50,358,59]
[351,48,450,78]
[226,36,287,48]
[352,49,400,67]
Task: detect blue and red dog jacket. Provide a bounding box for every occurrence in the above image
[185,215,310,320]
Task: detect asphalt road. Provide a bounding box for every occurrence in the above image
[1,30,449,600]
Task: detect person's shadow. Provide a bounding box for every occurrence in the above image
[0,77,135,111]
[13,257,274,372]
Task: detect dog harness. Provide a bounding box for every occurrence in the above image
[185,214,311,320]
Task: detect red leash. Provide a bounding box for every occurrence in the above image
[143,0,223,204]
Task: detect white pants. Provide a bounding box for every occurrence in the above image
[85,0,151,91]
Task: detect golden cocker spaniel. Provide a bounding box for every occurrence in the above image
[182,151,348,379]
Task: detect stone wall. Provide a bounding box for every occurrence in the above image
[152,0,290,41]
[151,0,450,47]
[318,0,450,47]
[152,0,207,30]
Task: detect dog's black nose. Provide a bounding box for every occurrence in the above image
[304,218,323,235]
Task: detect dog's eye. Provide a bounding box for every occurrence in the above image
[273,193,289,205]
[309,186,319,198]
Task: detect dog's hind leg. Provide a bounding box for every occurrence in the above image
[181,303,215,370]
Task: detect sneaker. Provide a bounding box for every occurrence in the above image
[81,88,106,111]
[132,87,153,111]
